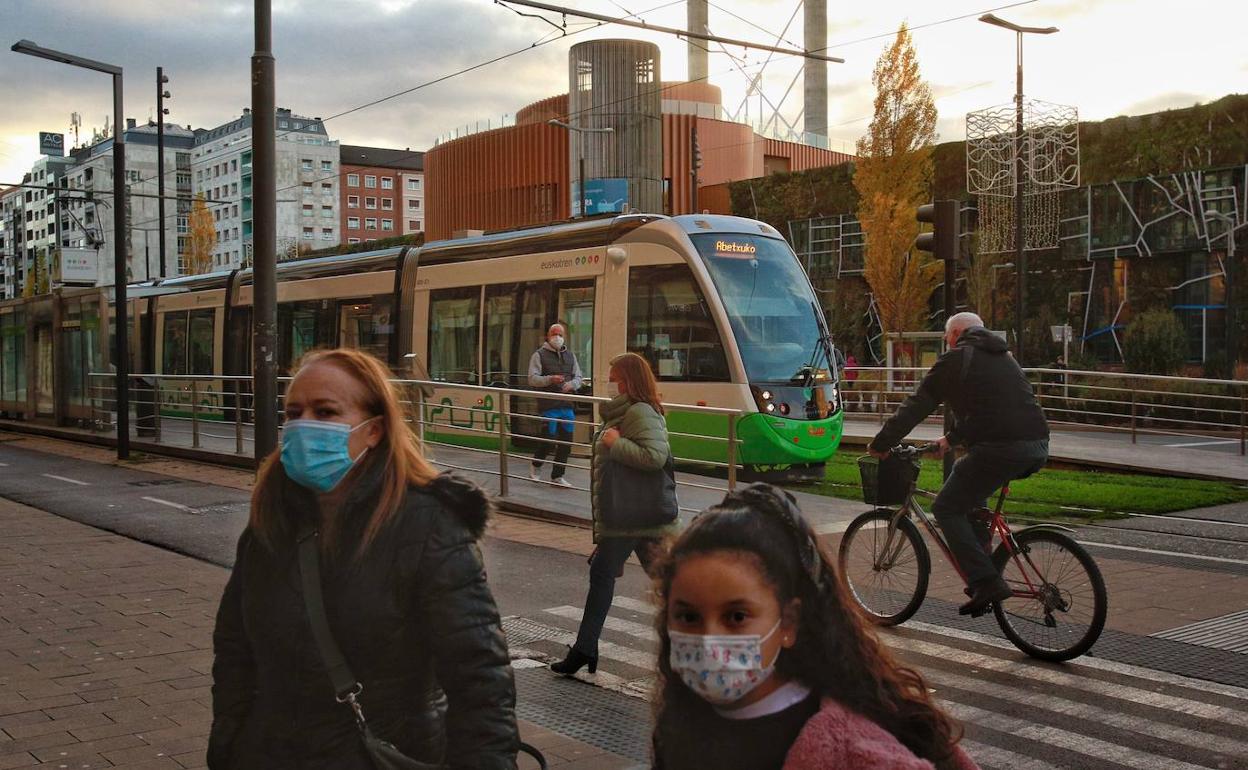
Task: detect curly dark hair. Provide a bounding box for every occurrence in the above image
[651,483,964,768]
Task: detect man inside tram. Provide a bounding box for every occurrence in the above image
[528,322,583,487]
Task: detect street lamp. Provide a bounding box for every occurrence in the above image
[547,119,614,218]
[978,14,1057,364]
[13,39,130,459]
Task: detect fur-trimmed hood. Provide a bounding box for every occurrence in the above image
[426,472,493,539]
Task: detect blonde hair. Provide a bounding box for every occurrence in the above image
[250,348,438,556]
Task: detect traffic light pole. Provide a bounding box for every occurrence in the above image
[916,199,959,480]
[690,124,700,214]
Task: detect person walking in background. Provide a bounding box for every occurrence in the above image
[210,349,518,770]
[650,484,978,770]
[528,323,583,487]
[550,352,676,676]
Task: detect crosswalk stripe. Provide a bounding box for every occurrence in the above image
[611,595,658,614]
[543,605,658,642]
[958,740,1059,770]
[906,621,1248,701]
[947,701,1211,770]
[926,666,1248,759]
[891,635,1248,730]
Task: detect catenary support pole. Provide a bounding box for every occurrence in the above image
[251,0,278,459]
[156,67,167,279]
[113,72,130,459]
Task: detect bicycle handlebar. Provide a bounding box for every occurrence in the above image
[888,443,938,458]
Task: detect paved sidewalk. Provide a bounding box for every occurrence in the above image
[0,496,636,769]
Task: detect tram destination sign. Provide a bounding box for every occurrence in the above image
[55,248,97,285]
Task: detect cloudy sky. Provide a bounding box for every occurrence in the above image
[1,0,1244,185]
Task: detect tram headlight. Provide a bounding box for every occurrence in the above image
[751,385,779,415]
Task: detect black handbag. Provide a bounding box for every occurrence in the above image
[297,526,547,770]
[600,452,679,530]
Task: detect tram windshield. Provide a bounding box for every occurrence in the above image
[690,233,826,384]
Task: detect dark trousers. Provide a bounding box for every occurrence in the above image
[931,439,1049,586]
[572,537,659,657]
[532,417,574,480]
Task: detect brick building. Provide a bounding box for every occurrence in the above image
[338,145,424,245]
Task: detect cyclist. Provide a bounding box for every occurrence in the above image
[868,312,1049,616]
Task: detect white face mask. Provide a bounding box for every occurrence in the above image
[668,619,783,706]
[550,335,565,348]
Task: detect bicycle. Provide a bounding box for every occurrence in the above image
[837,444,1107,662]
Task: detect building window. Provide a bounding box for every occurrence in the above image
[381,219,393,231]
[301,159,313,171]
[407,178,420,192]
[348,217,360,229]
[303,227,314,239]
[365,197,377,210]
[279,120,289,128]
[407,199,421,210]
[321,182,333,194]
[348,237,361,244]
[302,204,313,217]
[321,228,333,241]
[231,159,238,173]
[321,160,333,172]
[365,218,377,230]
[347,173,359,187]
[381,177,393,190]
[321,205,333,218]
[408,220,419,231]
[348,195,359,208]
[232,183,238,195]
[381,198,393,211]
[302,182,313,193]
[364,175,376,188]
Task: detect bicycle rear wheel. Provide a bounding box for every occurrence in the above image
[992,529,1107,662]
[838,509,929,626]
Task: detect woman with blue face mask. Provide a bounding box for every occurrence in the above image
[209,349,519,770]
[651,484,980,770]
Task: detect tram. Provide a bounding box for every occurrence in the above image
[0,214,844,476]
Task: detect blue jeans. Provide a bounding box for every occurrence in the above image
[572,537,659,657]
[931,439,1049,586]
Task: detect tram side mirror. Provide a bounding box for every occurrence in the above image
[606,246,627,265]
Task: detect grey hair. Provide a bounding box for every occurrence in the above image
[944,312,984,336]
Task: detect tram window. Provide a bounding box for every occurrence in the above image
[189,309,215,375]
[279,301,334,372]
[162,312,189,375]
[557,283,594,385]
[428,287,480,384]
[339,295,393,361]
[627,265,729,381]
[484,286,517,387]
[1,311,25,402]
[65,301,86,406]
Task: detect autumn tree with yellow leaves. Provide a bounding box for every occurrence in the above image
[186,193,217,275]
[853,23,941,341]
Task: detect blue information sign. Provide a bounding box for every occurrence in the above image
[573,177,629,216]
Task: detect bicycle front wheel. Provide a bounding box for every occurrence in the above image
[838,509,930,626]
[992,529,1107,662]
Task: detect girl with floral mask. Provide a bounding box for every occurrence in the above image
[651,484,979,770]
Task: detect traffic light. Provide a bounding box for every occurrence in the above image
[915,199,958,261]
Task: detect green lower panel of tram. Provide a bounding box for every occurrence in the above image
[665,409,843,470]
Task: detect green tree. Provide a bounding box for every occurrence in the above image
[853,23,941,339]
[1123,310,1187,374]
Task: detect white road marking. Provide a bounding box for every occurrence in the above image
[41,473,89,486]
[141,496,194,512]
[0,462,9,467]
[905,620,1248,701]
[611,596,658,615]
[1079,539,1248,566]
[946,701,1210,770]
[543,605,657,642]
[890,634,1248,729]
[1163,438,1239,448]
[814,519,853,534]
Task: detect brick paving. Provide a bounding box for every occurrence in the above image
[0,497,635,769]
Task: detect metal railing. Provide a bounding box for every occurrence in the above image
[842,366,1248,455]
[88,373,747,515]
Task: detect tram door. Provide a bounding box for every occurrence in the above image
[30,299,55,418]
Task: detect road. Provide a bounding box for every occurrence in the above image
[1,437,1246,769]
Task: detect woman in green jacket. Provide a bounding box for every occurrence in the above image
[551,352,673,676]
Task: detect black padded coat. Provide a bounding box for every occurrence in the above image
[208,470,518,770]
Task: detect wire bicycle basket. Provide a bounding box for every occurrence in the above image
[858,454,921,506]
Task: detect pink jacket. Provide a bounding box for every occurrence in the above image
[783,698,979,770]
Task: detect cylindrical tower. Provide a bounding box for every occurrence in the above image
[688,0,708,83]
[567,39,663,216]
[804,0,827,141]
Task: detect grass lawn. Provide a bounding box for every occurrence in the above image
[794,453,1248,522]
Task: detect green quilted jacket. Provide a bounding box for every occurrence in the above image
[591,394,676,542]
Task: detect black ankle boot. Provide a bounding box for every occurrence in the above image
[959,577,1013,616]
[550,647,597,675]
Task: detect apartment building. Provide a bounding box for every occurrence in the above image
[339,145,423,245]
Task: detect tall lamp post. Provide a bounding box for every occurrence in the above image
[978,13,1057,364]
[547,119,614,217]
[13,39,130,459]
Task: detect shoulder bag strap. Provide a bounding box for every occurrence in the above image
[297,523,362,701]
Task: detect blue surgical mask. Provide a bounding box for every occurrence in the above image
[281,417,379,493]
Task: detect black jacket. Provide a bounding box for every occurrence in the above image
[870,327,1049,452]
[209,471,518,770]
